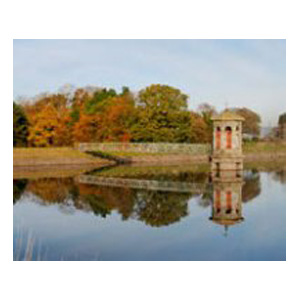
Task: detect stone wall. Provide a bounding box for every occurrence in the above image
[77,174,205,193]
[76,143,211,155]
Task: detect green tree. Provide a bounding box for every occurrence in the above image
[13,102,29,147]
[132,84,191,142]
[84,88,117,115]
[278,112,286,125]
[277,112,286,139]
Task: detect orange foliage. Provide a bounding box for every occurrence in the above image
[190,112,210,143]
[102,95,135,142]
[73,113,102,142]
[24,94,73,147]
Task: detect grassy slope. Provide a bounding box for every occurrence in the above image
[13,142,286,167]
[13,147,111,167]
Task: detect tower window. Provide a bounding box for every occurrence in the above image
[225,126,232,149]
[215,127,221,149]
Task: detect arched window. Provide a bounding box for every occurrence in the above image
[225,126,232,149]
[215,127,221,149]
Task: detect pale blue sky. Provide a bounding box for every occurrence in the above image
[13,39,285,126]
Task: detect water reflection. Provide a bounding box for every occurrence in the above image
[13,167,263,228]
[209,171,244,235]
[13,164,286,260]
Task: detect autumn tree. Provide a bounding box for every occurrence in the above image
[24,94,73,146]
[71,88,116,142]
[228,107,261,136]
[102,94,136,142]
[191,103,216,143]
[131,84,191,142]
[190,112,209,143]
[73,113,102,142]
[13,102,29,147]
[27,104,61,146]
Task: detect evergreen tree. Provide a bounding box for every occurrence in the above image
[13,102,29,147]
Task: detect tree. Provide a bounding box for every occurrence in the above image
[103,94,136,142]
[195,103,216,143]
[24,94,73,146]
[228,107,261,136]
[278,112,286,125]
[277,112,286,140]
[190,112,209,143]
[83,88,117,115]
[132,84,191,142]
[27,104,61,146]
[73,113,102,143]
[13,102,29,147]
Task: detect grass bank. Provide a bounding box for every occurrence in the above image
[243,141,286,154]
[13,141,285,168]
[13,147,112,168]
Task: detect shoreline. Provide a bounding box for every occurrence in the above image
[13,151,285,167]
[13,148,285,179]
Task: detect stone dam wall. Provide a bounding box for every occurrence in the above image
[76,143,211,155]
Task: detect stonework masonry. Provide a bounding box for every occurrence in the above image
[211,111,245,172]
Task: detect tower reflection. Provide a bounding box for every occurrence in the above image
[210,170,244,235]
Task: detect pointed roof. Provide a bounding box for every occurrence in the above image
[211,110,245,121]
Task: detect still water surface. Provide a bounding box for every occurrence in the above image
[13,165,286,261]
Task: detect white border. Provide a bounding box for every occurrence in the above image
[2,0,298,299]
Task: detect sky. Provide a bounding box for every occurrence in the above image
[13,39,286,126]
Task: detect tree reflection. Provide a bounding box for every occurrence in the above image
[13,167,271,228]
[26,178,74,204]
[13,176,191,227]
[13,179,28,204]
[271,169,286,184]
[133,190,190,227]
[242,170,261,203]
[76,184,135,219]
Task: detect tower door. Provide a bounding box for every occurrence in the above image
[226,127,232,149]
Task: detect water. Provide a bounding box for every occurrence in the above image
[13,164,286,261]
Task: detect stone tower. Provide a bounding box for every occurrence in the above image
[211,111,244,173]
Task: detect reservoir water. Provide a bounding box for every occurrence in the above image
[13,164,286,261]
